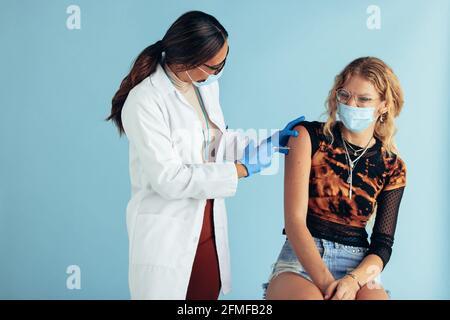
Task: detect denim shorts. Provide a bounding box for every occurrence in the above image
[262,237,389,299]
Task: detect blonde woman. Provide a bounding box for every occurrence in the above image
[263,57,406,300]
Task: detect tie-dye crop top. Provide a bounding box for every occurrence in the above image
[283,121,407,269]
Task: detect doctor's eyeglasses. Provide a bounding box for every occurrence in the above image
[201,46,229,75]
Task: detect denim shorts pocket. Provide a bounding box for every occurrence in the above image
[313,238,325,258]
[278,240,298,262]
[280,238,324,262]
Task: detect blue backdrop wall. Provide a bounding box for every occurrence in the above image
[1,0,449,299]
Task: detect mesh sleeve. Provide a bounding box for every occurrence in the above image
[365,187,405,270]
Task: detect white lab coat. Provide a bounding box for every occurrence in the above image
[121,63,248,299]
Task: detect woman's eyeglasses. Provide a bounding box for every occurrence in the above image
[336,88,378,108]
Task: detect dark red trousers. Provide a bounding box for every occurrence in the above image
[186,199,221,300]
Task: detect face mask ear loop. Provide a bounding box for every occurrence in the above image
[185,70,195,83]
[197,66,210,75]
[186,67,211,87]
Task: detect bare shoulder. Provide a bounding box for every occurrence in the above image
[286,124,312,156]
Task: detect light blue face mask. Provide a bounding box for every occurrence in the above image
[337,102,376,132]
[186,66,224,87]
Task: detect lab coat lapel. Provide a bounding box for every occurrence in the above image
[197,85,226,134]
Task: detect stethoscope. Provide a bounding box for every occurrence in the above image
[162,61,211,162]
[193,87,210,162]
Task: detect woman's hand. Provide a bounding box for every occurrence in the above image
[324,275,360,300]
[318,277,336,297]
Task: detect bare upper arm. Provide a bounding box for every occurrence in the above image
[284,125,312,226]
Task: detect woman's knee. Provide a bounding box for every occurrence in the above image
[356,284,389,300]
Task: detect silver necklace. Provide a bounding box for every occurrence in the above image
[341,131,373,199]
[343,139,365,156]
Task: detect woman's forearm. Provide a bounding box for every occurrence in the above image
[349,254,384,289]
[285,220,335,293]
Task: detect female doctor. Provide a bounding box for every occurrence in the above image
[106,11,305,300]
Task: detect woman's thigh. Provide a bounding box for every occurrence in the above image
[265,272,324,300]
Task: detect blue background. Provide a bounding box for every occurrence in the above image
[1,0,449,299]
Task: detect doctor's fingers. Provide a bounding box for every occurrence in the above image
[283,129,299,138]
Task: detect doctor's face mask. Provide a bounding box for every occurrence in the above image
[185,44,229,87]
[186,66,225,87]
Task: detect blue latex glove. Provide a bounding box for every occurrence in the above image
[271,115,306,154]
[238,138,274,177]
[237,115,306,177]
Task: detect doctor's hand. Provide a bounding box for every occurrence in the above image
[234,163,249,178]
[271,115,306,155]
[237,139,274,177]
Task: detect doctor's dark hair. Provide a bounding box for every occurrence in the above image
[106,11,228,136]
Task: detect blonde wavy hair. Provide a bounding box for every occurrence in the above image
[323,57,404,155]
